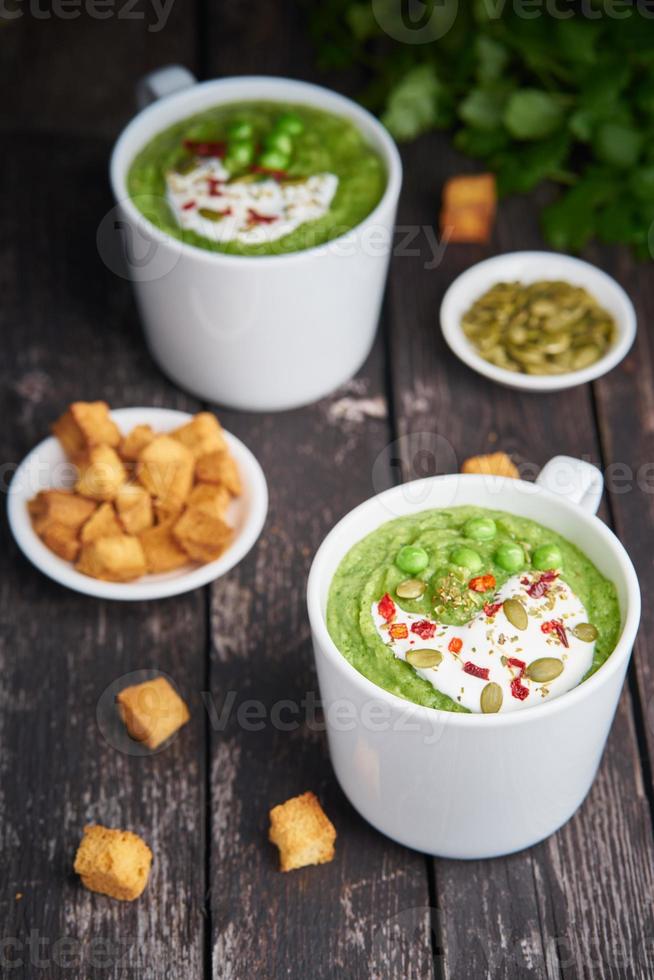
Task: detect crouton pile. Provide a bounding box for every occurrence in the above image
[28,402,242,581]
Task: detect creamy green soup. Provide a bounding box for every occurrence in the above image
[327,507,621,714]
[127,101,386,256]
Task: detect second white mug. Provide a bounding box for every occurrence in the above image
[109,69,402,412]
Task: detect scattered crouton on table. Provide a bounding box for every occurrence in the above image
[269,792,337,872]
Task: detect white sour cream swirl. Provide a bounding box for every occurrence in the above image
[165,158,338,245]
[372,572,595,713]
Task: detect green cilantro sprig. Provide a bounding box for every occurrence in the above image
[308,2,654,258]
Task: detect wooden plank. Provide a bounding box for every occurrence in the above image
[200,10,435,978]
[591,251,654,767]
[0,133,207,978]
[205,352,436,980]
[0,0,197,137]
[386,131,654,980]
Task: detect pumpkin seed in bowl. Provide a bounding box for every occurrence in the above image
[461,281,617,376]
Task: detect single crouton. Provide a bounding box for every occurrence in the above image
[80,502,124,543]
[116,676,190,750]
[461,451,519,479]
[171,412,227,459]
[52,402,121,460]
[75,446,127,501]
[76,535,147,582]
[441,206,494,244]
[442,173,496,212]
[195,450,242,496]
[153,501,184,526]
[139,521,190,574]
[137,436,194,513]
[115,483,154,535]
[187,483,231,520]
[120,424,155,462]
[28,489,97,535]
[268,792,336,872]
[40,522,81,562]
[440,174,497,244]
[173,508,233,564]
[74,824,153,901]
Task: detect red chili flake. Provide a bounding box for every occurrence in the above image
[247,208,278,224]
[541,619,569,647]
[207,177,224,196]
[469,574,496,593]
[463,661,490,680]
[183,139,226,157]
[507,657,526,675]
[448,638,463,655]
[389,623,409,640]
[410,620,437,640]
[378,593,396,623]
[251,165,289,181]
[483,601,502,617]
[511,677,530,701]
[525,570,559,599]
[182,200,196,210]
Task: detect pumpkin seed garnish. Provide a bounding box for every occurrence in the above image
[572,622,599,642]
[396,578,426,600]
[198,207,229,221]
[503,597,528,631]
[526,657,564,682]
[406,649,442,669]
[173,156,197,175]
[461,280,615,377]
[480,681,503,714]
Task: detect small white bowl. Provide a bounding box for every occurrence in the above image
[7,407,268,601]
[440,251,637,392]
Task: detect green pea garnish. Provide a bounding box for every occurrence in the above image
[396,545,429,575]
[494,542,525,572]
[274,112,304,135]
[227,120,254,140]
[265,131,293,155]
[532,544,562,571]
[450,546,483,573]
[258,149,291,171]
[464,516,497,541]
[226,140,255,170]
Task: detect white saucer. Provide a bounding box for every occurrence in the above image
[440,251,637,392]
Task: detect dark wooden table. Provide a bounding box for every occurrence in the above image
[2,5,654,979]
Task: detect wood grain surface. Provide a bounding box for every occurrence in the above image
[1,4,653,979]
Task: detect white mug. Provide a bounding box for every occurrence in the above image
[307,456,640,859]
[109,68,402,412]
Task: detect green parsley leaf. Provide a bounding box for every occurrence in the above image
[503,89,564,140]
[594,122,643,170]
[382,64,447,141]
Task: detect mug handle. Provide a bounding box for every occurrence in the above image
[136,65,197,109]
[535,455,603,515]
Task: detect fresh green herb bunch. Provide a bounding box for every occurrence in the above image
[309,1,654,258]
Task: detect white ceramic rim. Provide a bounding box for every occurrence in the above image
[440,251,637,392]
[306,473,641,728]
[110,75,403,267]
[7,407,268,601]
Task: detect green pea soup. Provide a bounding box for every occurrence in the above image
[127,100,387,256]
